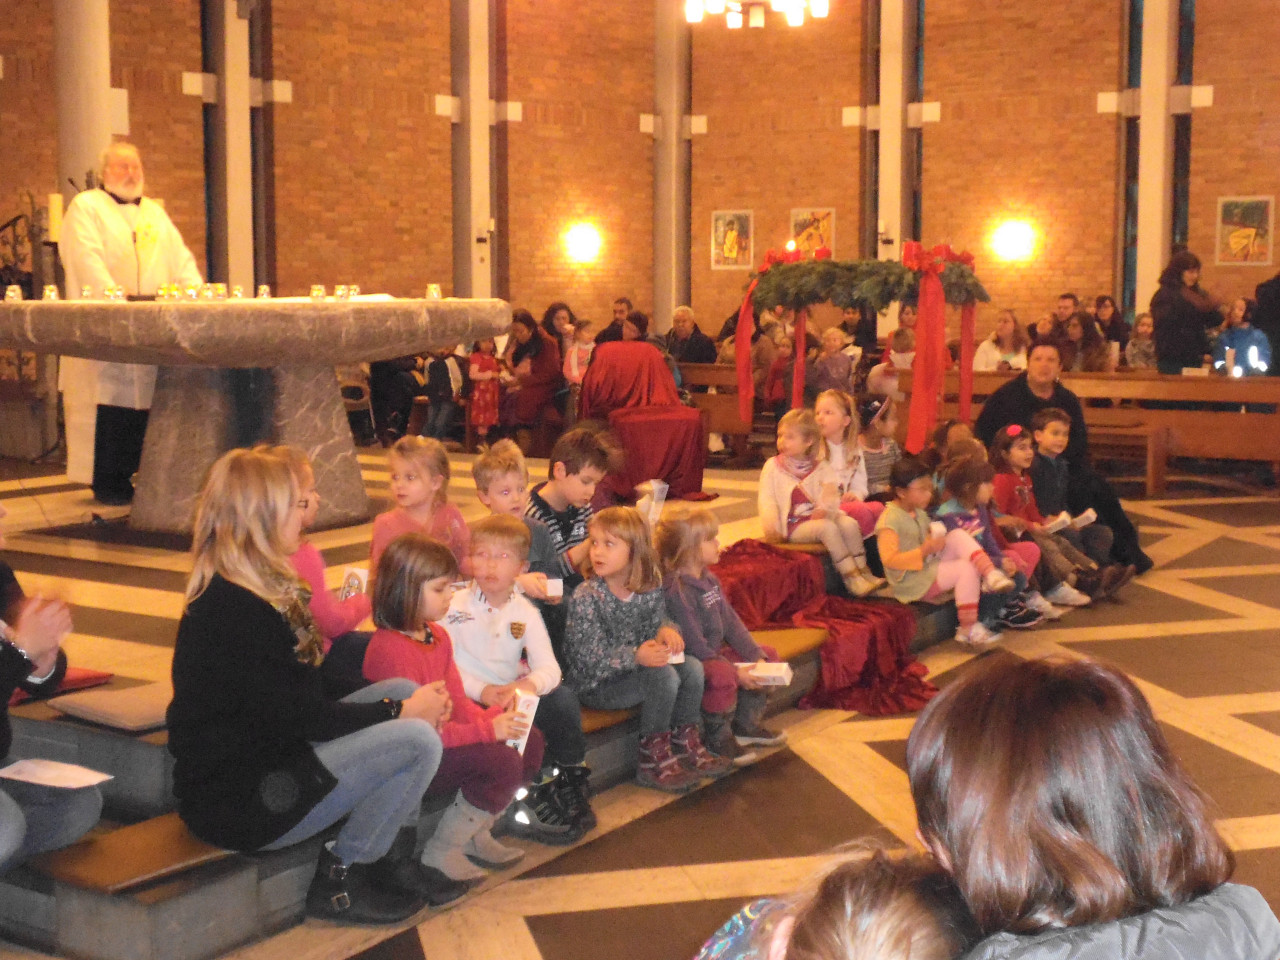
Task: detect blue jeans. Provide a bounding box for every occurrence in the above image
[263,679,442,864]
[579,659,705,737]
[0,774,103,875]
[424,399,457,439]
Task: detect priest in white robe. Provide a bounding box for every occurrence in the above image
[58,142,203,505]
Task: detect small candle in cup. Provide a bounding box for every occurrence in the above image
[43,285,60,301]
[231,285,244,298]
[310,284,326,301]
[212,283,228,300]
[4,286,22,301]
[334,284,349,301]
[257,285,272,299]
[425,284,443,299]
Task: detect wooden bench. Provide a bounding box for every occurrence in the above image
[678,362,772,464]
[901,369,1280,495]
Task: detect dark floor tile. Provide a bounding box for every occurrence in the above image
[0,458,66,480]
[1239,711,1280,738]
[1159,724,1280,819]
[527,897,747,960]
[70,605,178,648]
[523,750,887,879]
[1181,573,1280,608]
[29,518,191,552]
[1064,631,1280,699]
[345,929,425,960]
[0,482,82,501]
[322,542,376,567]
[1048,581,1226,628]
[867,739,908,773]
[1162,536,1280,571]
[1166,501,1280,527]
[1227,850,1280,917]
[4,550,188,592]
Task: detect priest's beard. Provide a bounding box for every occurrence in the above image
[106,175,144,202]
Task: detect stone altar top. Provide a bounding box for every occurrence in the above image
[0,297,512,366]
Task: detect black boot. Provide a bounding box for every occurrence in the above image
[552,764,598,832]
[305,846,424,925]
[368,827,475,908]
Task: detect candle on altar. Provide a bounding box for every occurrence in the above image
[47,193,63,243]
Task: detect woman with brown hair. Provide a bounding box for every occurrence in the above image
[1151,250,1222,374]
[972,310,1030,372]
[500,308,565,431]
[1060,311,1112,372]
[907,655,1280,958]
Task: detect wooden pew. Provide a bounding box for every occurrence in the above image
[677,362,769,463]
[900,369,1280,495]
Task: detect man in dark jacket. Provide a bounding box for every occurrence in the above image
[664,306,717,364]
[1255,270,1280,376]
[974,340,1153,573]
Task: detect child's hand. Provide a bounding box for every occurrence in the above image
[1030,522,1046,534]
[809,507,830,521]
[402,680,451,728]
[635,640,670,668]
[12,596,72,675]
[655,626,683,655]
[491,709,529,743]
[1001,557,1018,576]
[996,516,1027,536]
[480,682,519,710]
[737,661,765,690]
[923,535,946,556]
[517,572,555,602]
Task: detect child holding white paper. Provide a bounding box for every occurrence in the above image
[656,505,786,763]
[362,534,540,882]
[447,515,593,841]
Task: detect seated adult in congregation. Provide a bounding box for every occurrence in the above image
[166,448,462,925]
[500,308,564,433]
[665,305,717,364]
[974,339,1153,573]
[971,309,1028,372]
[1150,250,1222,375]
[0,506,102,874]
[908,655,1280,959]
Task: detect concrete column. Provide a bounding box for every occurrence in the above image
[451,0,492,298]
[876,0,912,265]
[54,0,113,199]
[1135,0,1178,312]
[652,5,691,333]
[205,0,255,289]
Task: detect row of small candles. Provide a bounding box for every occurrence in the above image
[6,283,446,301]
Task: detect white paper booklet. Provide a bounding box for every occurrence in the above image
[0,759,113,789]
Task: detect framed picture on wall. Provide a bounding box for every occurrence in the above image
[791,208,835,256]
[1216,196,1273,266]
[712,210,753,270]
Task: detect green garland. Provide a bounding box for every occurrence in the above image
[749,258,990,313]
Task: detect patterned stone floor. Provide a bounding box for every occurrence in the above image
[1,451,1279,960]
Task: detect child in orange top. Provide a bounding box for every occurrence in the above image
[362,533,542,882]
[370,436,471,578]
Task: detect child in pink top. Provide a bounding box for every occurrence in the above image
[562,320,595,386]
[370,436,471,579]
[265,446,371,648]
[362,533,544,882]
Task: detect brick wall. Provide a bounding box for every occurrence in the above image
[690,7,865,341]
[497,1,654,332]
[270,1,452,298]
[1187,0,1280,304]
[921,0,1125,336]
[0,1,58,269]
[111,0,206,270]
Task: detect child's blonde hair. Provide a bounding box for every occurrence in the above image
[187,448,304,608]
[371,533,460,632]
[815,389,860,460]
[469,513,532,563]
[774,846,980,960]
[258,444,312,488]
[472,438,527,493]
[586,507,662,593]
[654,505,719,576]
[390,435,450,507]
[777,409,821,459]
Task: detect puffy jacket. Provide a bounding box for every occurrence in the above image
[964,884,1280,960]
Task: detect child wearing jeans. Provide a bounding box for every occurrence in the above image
[875,458,1014,648]
[758,409,883,597]
[655,505,786,764]
[563,507,729,793]
[362,534,540,883]
[448,515,593,841]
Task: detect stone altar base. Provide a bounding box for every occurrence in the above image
[131,364,371,534]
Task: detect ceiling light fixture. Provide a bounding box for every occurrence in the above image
[686,0,830,26]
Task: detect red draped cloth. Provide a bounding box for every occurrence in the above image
[712,540,936,715]
[578,342,681,420]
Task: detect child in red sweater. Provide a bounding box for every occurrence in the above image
[363,533,541,882]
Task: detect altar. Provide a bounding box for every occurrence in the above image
[0,297,511,533]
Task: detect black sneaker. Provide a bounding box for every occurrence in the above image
[496,780,584,846]
[996,598,1044,629]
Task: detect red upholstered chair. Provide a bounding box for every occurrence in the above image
[578,341,706,500]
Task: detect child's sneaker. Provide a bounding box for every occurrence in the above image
[731,720,788,748]
[1045,582,1091,607]
[672,723,733,778]
[1024,591,1063,619]
[955,622,1003,648]
[844,573,884,597]
[995,598,1045,630]
[982,568,1016,593]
